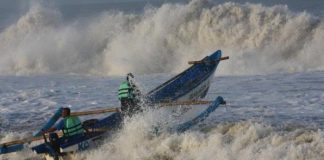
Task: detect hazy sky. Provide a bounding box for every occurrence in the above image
[0,0,323,30]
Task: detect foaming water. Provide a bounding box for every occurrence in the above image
[2,118,324,160]
[0,132,42,160]
[0,0,323,76]
[78,112,324,160]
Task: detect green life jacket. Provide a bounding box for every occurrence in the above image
[118,81,134,100]
[62,116,84,137]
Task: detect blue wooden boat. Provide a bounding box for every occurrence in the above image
[31,96,225,159]
[146,50,223,103]
[0,50,227,159]
[31,50,224,137]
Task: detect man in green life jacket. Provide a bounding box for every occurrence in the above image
[118,73,142,116]
[43,107,84,137]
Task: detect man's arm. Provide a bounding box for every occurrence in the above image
[42,119,64,134]
[42,127,56,133]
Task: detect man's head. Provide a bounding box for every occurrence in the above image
[62,107,71,118]
[126,73,134,81]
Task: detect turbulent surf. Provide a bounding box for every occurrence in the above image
[0,0,323,160]
[0,0,323,75]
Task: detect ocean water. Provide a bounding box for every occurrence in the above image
[0,0,323,159]
[0,71,323,160]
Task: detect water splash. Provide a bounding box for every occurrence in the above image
[78,113,324,160]
[0,0,323,76]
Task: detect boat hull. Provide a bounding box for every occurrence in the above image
[146,50,222,103]
[33,97,225,159]
[31,50,225,159]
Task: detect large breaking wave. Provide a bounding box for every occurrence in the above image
[0,0,323,75]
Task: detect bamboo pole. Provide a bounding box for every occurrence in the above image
[188,56,229,65]
[71,100,212,116]
[70,108,119,116]
[0,132,64,147]
[0,100,212,148]
[158,100,211,107]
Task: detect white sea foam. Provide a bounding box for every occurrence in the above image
[0,132,42,160]
[2,120,324,160]
[0,0,323,76]
[77,116,324,160]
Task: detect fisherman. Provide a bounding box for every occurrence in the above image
[42,107,84,137]
[118,73,142,116]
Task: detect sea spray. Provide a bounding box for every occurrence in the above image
[2,121,323,160]
[0,0,323,75]
[78,116,324,160]
[0,132,42,160]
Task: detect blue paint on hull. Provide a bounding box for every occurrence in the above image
[0,144,23,154]
[32,112,123,155]
[146,50,222,103]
